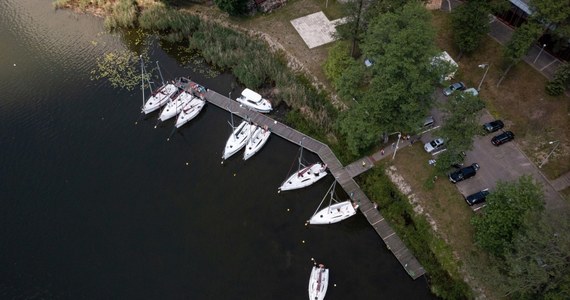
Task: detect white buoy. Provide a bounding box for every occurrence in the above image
[186,162,189,166]
[302,240,305,244]
[13,63,16,67]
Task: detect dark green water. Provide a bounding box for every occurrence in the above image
[0,1,435,299]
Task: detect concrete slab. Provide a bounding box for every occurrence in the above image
[290,12,345,49]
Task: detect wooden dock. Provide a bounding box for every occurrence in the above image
[204,89,426,279]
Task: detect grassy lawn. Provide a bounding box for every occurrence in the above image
[431,11,570,180]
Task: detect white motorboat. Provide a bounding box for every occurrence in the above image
[174,96,205,128]
[158,90,193,122]
[236,88,272,113]
[309,181,358,225]
[243,125,271,160]
[222,120,252,160]
[142,83,178,114]
[308,264,329,300]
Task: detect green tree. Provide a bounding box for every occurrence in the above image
[472,175,544,257]
[213,0,247,16]
[324,41,354,86]
[546,63,570,96]
[434,92,485,171]
[497,211,570,299]
[338,2,439,155]
[530,0,570,39]
[451,0,490,58]
[497,22,543,86]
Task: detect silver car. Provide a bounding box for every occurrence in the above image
[424,138,445,153]
[443,82,465,96]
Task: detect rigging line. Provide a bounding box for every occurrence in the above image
[283,145,303,180]
[310,180,336,217]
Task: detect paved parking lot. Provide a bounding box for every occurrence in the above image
[422,89,567,211]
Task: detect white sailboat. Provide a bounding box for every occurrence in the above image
[174,96,205,128]
[279,141,327,192]
[141,61,178,114]
[236,88,272,113]
[158,89,193,122]
[222,120,252,160]
[243,125,271,160]
[308,263,329,300]
[308,181,358,225]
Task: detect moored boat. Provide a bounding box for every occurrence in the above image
[222,121,252,160]
[174,96,206,128]
[243,125,271,160]
[309,201,358,225]
[308,264,329,300]
[308,181,358,225]
[142,83,178,114]
[236,88,272,113]
[158,89,193,122]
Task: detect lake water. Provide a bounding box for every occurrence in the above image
[0,1,435,299]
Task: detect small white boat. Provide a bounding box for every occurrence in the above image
[308,264,329,300]
[309,181,358,225]
[309,201,358,225]
[158,90,193,122]
[243,125,271,160]
[142,83,178,114]
[279,162,327,192]
[236,88,272,113]
[174,96,205,128]
[222,121,252,160]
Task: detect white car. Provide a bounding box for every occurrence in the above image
[424,138,445,153]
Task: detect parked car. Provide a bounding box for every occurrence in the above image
[491,131,514,146]
[463,88,479,96]
[483,120,504,133]
[464,189,490,206]
[443,82,465,96]
[420,116,435,130]
[449,163,480,183]
[424,138,445,153]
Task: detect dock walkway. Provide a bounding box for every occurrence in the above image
[204,89,426,279]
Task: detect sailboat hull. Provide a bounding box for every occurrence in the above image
[142,84,178,114]
[243,126,271,160]
[308,265,329,300]
[279,163,327,191]
[158,91,193,122]
[222,121,252,160]
[175,97,205,128]
[309,201,358,225]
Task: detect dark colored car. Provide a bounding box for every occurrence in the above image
[465,189,490,206]
[491,131,515,146]
[483,120,504,133]
[443,82,466,96]
[449,163,480,183]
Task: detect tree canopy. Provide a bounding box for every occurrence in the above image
[338,2,439,155]
[471,175,544,257]
[213,0,248,16]
[434,92,485,171]
[451,0,490,56]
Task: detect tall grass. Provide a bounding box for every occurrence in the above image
[361,167,473,300]
[104,0,138,30]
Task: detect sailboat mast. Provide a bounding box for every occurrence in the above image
[156,61,165,85]
[140,55,145,108]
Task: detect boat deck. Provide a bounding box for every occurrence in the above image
[203,89,426,280]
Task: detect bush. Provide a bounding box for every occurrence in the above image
[546,63,570,96]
